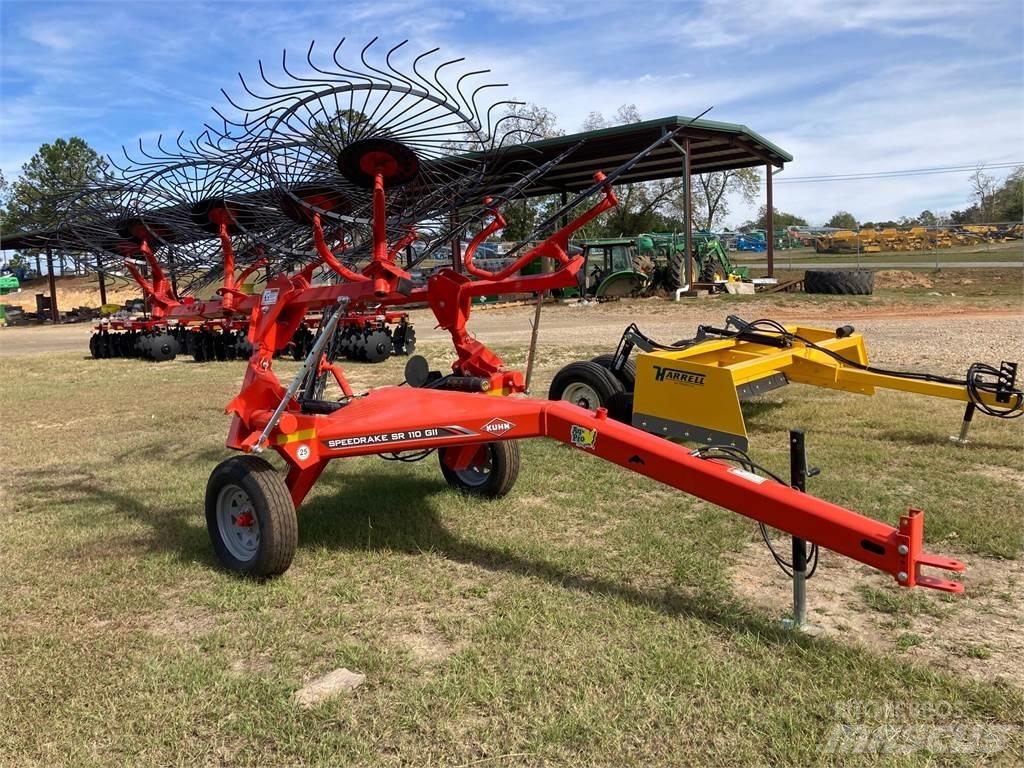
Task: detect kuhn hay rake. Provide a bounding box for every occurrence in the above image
[38,40,966,602]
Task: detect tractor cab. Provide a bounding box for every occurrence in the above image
[578,238,648,298]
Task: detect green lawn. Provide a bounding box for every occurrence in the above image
[1,346,1022,766]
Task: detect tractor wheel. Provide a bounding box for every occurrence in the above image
[205,455,297,577]
[438,441,520,498]
[666,251,700,290]
[363,329,392,363]
[803,269,874,295]
[632,252,656,277]
[700,259,727,283]
[590,353,637,390]
[548,360,625,411]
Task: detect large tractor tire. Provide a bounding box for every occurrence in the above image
[205,455,297,577]
[803,269,874,295]
[438,441,520,498]
[666,251,700,290]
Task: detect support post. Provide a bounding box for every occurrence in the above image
[46,247,59,322]
[766,163,775,277]
[789,429,808,627]
[683,137,693,288]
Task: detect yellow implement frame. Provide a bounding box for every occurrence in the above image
[631,324,1014,449]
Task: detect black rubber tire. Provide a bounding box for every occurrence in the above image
[666,251,700,290]
[438,441,520,498]
[89,334,100,359]
[590,353,637,391]
[548,360,625,411]
[205,455,298,577]
[803,269,874,295]
[700,259,727,283]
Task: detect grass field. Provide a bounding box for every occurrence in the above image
[1,330,1022,766]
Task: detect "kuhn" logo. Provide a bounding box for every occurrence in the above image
[482,418,515,435]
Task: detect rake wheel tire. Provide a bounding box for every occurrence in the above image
[438,441,519,498]
[205,455,297,577]
[803,269,874,295]
[548,360,625,411]
[590,353,637,391]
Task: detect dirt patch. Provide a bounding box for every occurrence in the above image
[973,464,1024,491]
[730,542,1024,688]
[395,630,458,665]
[230,654,274,676]
[145,605,217,644]
[875,270,933,289]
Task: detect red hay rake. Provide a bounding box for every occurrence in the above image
[40,40,964,597]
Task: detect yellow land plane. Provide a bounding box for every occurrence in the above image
[551,317,1022,450]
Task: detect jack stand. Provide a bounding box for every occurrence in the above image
[950,402,976,446]
[781,429,820,632]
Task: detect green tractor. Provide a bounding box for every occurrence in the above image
[574,232,747,299]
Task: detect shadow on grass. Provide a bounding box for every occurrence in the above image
[17,467,214,569]
[298,470,801,642]
[741,400,786,422]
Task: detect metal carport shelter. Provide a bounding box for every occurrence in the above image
[493,115,792,287]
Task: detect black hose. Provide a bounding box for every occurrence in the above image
[694,445,819,579]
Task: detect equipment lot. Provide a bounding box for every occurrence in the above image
[1,275,1022,766]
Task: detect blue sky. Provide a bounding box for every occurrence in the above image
[1,0,1021,226]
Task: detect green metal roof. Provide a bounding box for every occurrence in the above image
[504,115,792,197]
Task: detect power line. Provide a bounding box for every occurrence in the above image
[771,161,1023,184]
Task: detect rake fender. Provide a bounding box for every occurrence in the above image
[241,388,964,593]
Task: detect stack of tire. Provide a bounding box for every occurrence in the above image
[803,270,874,295]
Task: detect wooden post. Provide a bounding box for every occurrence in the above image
[46,247,59,322]
[766,163,775,277]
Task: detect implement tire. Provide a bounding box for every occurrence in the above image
[548,360,625,411]
[206,455,297,577]
[439,441,520,498]
[590,353,637,391]
[803,269,874,295]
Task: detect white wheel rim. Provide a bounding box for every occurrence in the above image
[563,381,601,409]
[216,484,261,561]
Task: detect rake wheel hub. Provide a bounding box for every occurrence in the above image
[338,138,419,188]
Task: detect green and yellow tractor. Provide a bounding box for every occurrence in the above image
[576,232,747,298]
